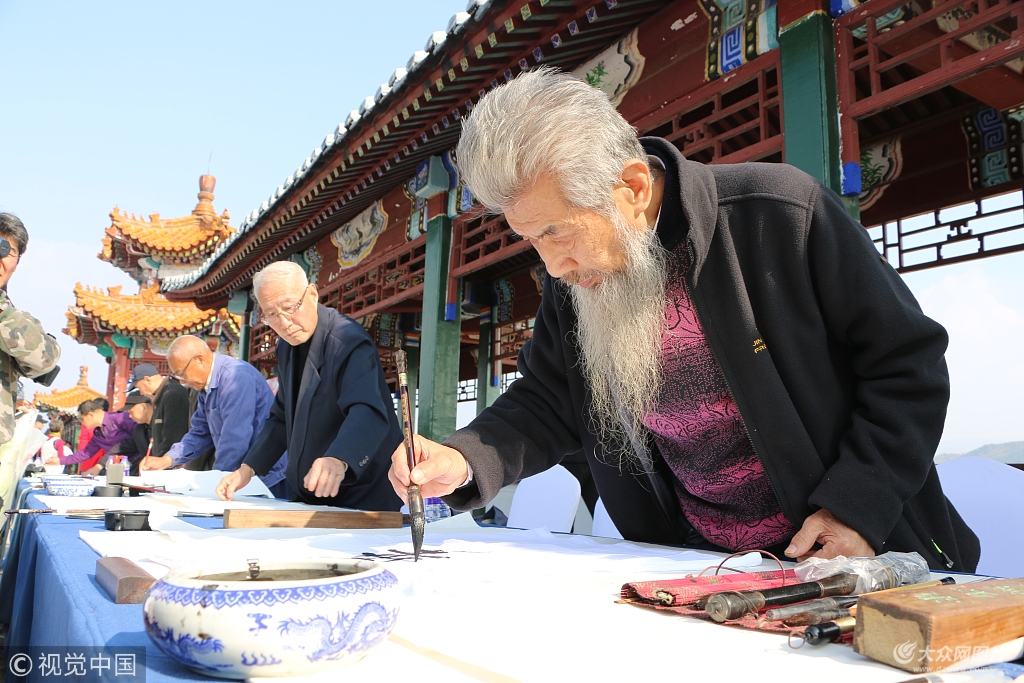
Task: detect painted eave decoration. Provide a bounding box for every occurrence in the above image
[158,0,666,306]
[330,201,390,269]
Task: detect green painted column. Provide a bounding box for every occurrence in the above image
[417,214,461,441]
[780,11,842,195]
[476,315,500,413]
[404,344,420,432]
[228,288,254,361]
[239,324,251,362]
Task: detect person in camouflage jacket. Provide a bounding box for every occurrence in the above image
[0,214,61,445]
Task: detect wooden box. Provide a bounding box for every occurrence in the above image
[854,578,1024,672]
[95,557,155,604]
[222,508,403,529]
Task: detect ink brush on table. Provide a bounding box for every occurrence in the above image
[5,509,110,516]
[395,349,424,561]
[705,572,860,622]
[123,484,183,495]
[765,595,859,622]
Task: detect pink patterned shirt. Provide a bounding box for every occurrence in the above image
[643,250,796,551]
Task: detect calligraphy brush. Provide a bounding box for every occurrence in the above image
[395,349,424,561]
[5,509,114,516]
[141,439,153,469]
[122,484,183,495]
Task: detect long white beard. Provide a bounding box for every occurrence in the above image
[569,217,667,470]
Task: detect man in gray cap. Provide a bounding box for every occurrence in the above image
[108,391,153,475]
[129,363,190,461]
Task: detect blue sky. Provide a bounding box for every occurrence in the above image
[2,1,1022,454]
[0,0,459,397]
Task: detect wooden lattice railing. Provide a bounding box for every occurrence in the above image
[634,51,783,164]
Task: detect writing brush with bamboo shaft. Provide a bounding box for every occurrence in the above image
[395,349,424,561]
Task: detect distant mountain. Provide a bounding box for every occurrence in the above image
[935,441,1024,464]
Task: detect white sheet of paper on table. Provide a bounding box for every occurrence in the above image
[38,492,327,515]
[79,511,762,590]
[74,510,984,682]
[119,469,273,498]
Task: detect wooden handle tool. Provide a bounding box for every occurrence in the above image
[395,349,424,561]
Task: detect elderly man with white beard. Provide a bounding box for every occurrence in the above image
[388,68,980,572]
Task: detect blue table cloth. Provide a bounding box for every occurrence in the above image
[1,483,223,682]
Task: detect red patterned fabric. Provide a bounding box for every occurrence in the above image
[621,569,797,607]
[619,570,847,637]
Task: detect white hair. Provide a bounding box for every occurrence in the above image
[456,67,647,216]
[252,261,308,298]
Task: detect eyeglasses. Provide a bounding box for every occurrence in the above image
[260,289,308,325]
[169,355,199,382]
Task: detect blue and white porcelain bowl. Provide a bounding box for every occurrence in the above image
[43,478,97,496]
[39,474,73,483]
[143,558,401,679]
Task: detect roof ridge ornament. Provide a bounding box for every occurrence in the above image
[193,174,219,227]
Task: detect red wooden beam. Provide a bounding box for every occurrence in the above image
[846,26,1024,119]
[716,136,784,164]
[777,0,829,30]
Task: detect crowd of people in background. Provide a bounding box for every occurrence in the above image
[19,257,404,511]
[5,206,599,518]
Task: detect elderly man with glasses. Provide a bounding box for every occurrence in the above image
[214,261,402,511]
[141,335,288,497]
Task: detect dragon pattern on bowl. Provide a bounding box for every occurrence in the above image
[43,479,97,496]
[142,558,400,679]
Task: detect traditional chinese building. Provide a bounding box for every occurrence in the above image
[34,366,106,448]
[33,366,105,417]
[67,176,242,408]
[160,0,1024,442]
[102,174,235,286]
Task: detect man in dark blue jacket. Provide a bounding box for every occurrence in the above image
[141,335,288,497]
[216,262,402,511]
[387,68,979,571]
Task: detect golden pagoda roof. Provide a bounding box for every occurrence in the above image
[34,366,105,413]
[66,283,241,339]
[100,174,235,263]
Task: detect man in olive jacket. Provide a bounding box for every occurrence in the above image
[388,69,979,572]
[0,214,60,446]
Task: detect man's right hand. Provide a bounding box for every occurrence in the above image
[388,435,469,504]
[140,455,172,471]
[216,464,254,501]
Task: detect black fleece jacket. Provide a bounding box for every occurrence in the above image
[150,378,190,458]
[444,138,980,572]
